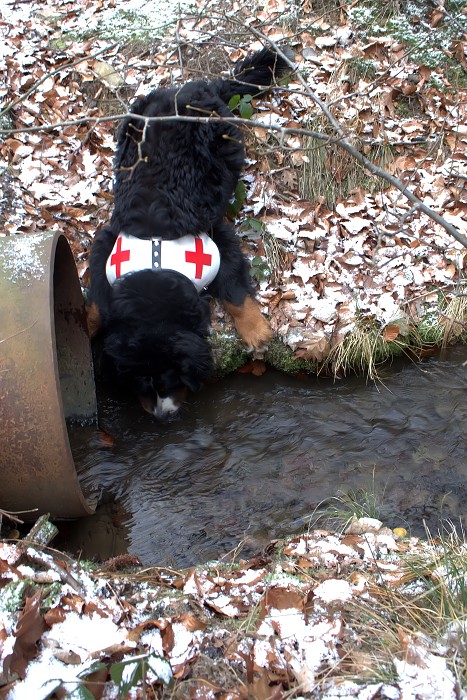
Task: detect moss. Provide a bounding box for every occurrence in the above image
[350,0,467,75]
[443,63,467,90]
[41,582,63,610]
[346,57,377,84]
[265,337,315,374]
[209,332,248,378]
[0,580,35,613]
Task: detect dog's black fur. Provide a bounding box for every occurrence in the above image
[88,46,292,418]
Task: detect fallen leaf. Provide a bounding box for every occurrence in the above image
[237,360,267,376]
[294,336,330,362]
[382,324,400,341]
[261,587,303,615]
[3,590,47,680]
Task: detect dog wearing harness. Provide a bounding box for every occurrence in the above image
[88,45,292,419]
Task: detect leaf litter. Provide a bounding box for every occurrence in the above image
[0,518,464,698]
[1,0,467,695]
[1,0,466,367]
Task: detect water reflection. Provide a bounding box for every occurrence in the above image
[69,346,467,567]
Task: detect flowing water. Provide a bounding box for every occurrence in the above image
[68,346,467,567]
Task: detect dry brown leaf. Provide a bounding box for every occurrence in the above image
[97,428,116,448]
[43,606,68,627]
[179,613,207,632]
[294,336,330,362]
[53,649,83,665]
[3,590,47,680]
[261,587,303,614]
[430,8,445,27]
[128,619,162,643]
[382,91,396,118]
[398,630,429,668]
[160,619,175,655]
[236,360,267,376]
[382,324,400,342]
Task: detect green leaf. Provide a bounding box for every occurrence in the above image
[250,256,270,282]
[226,179,247,217]
[239,101,253,119]
[228,94,241,110]
[77,661,108,679]
[110,653,173,697]
[234,179,246,204]
[111,659,143,699]
[239,217,264,240]
[247,218,264,234]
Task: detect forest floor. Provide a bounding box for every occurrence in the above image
[1,0,466,375]
[1,0,467,697]
[1,515,467,699]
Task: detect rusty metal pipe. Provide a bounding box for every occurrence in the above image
[0,232,97,519]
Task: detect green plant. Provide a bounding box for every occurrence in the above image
[239,217,264,240]
[110,652,173,698]
[312,471,386,533]
[349,0,467,73]
[250,255,271,283]
[346,57,377,84]
[228,93,254,119]
[226,179,247,218]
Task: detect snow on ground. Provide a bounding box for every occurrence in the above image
[0,519,463,698]
[0,0,466,364]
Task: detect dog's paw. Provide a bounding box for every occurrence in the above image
[224,297,273,352]
[86,302,101,339]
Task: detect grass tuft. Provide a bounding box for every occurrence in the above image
[300,117,366,209]
[441,291,467,348]
[311,471,386,534]
[326,315,410,381]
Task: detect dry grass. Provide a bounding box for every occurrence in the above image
[299,117,363,209]
[441,291,467,348]
[325,315,412,381]
[309,501,467,691]
[263,231,286,286]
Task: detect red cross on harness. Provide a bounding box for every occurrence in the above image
[185,237,212,279]
[110,236,131,278]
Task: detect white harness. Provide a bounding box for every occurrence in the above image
[105,232,220,292]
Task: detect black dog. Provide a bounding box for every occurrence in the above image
[88,46,292,418]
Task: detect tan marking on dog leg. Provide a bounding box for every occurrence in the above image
[86,302,101,339]
[224,297,273,352]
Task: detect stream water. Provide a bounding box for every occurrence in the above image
[67,346,467,568]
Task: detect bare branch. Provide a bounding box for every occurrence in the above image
[245,27,467,250]
[0,42,120,120]
[2,26,466,250]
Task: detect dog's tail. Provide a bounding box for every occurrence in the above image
[217,46,294,104]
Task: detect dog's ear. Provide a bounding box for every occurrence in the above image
[174,331,213,392]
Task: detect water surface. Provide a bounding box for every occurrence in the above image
[69,346,467,567]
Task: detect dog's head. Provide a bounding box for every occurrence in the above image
[103,269,213,419]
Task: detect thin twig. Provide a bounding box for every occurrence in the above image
[246,27,467,250]
[0,42,120,119]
